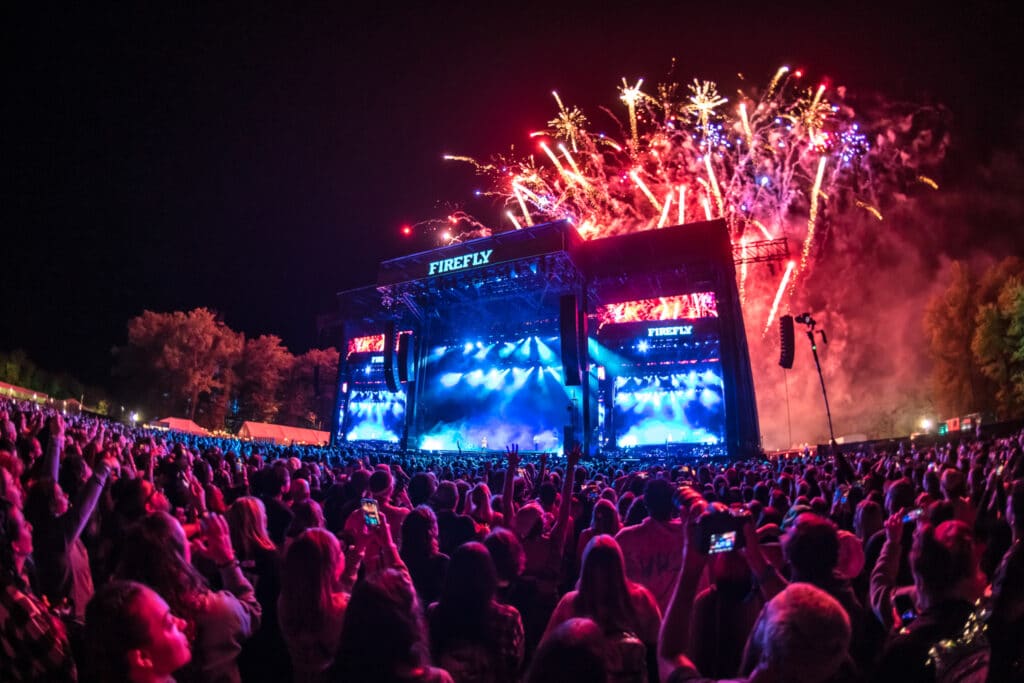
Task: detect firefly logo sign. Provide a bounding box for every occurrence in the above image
[428,249,495,275]
[647,325,693,337]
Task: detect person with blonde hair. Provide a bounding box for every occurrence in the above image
[467,482,503,533]
[227,496,288,682]
[278,528,348,683]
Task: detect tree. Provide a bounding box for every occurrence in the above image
[972,276,1024,418]
[280,347,339,429]
[923,261,990,416]
[121,308,243,424]
[237,334,292,423]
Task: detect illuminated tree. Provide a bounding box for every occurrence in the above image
[923,262,988,417]
[122,308,243,423]
[972,276,1024,418]
[280,347,339,429]
[237,334,292,422]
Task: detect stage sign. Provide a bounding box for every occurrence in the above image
[377,221,578,286]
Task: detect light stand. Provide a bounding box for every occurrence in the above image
[795,313,835,443]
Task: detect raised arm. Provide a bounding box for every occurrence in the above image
[43,414,65,482]
[658,504,707,681]
[502,444,520,525]
[869,512,905,630]
[549,444,581,547]
[63,459,111,544]
[198,513,262,637]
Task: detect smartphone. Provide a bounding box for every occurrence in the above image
[901,508,924,524]
[361,498,381,527]
[708,531,736,554]
[840,491,849,504]
[997,464,1005,476]
[517,467,526,478]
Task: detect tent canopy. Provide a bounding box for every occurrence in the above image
[237,421,329,446]
[154,417,209,436]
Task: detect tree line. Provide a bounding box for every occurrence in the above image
[115,308,338,431]
[925,257,1024,420]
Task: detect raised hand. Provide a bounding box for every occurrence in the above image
[48,413,65,438]
[199,513,235,566]
[566,443,582,469]
[884,512,904,545]
[505,443,520,469]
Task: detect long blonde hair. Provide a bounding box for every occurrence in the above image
[227,497,276,560]
[467,483,495,524]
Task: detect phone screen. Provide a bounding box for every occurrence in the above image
[361,498,381,527]
[901,508,923,524]
[708,531,736,554]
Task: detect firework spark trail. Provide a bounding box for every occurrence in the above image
[767,65,790,95]
[751,220,773,240]
[704,153,724,216]
[506,211,523,229]
[438,66,940,323]
[764,260,797,335]
[738,102,753,147]
[800,156,828,274]
[630,169,662,211]
[558,143,591,188]
[856,201,883,221]
[511,183,534,226]
[657,193,674,228]
[620,78,645,147]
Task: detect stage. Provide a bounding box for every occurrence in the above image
[329,219,760,458]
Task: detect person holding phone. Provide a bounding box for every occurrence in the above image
[659,503,853,683]
[871,519,987,683]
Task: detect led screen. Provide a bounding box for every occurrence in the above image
[416,334,573,452]
[344,353,406,443]
[613,366,726,446]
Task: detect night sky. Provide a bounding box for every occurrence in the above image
[5,2,1022,388]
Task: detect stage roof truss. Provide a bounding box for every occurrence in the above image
[732,238,790,265]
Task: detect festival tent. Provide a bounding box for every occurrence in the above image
[236,421,330,446]
[0,380,49,402]
[153,417,209,436]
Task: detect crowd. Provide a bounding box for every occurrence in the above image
[1,396,1022,682]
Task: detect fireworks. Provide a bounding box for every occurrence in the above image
[440,66,938,329]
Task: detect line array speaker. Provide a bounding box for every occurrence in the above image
[560,294,582,386]
[383,322,398,392]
